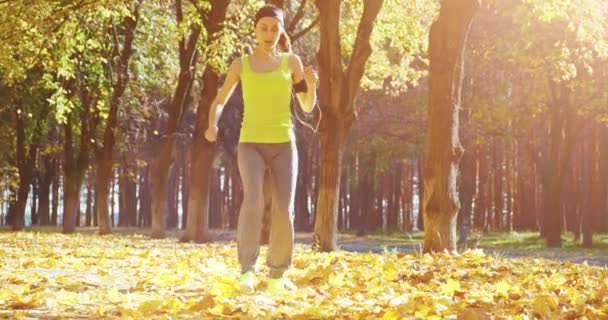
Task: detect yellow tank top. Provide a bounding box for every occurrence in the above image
[240,53,294,143]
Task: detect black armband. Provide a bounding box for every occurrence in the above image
[293,79,308,93]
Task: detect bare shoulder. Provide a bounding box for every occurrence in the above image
[287,53,303,70]
[229,57,243,72]
[225,57,244,80]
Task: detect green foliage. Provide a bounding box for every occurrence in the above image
[341,0,438,94]
[465,0,608,145]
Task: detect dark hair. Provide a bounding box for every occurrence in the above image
[278,32,292,53]
[255,5,284,27]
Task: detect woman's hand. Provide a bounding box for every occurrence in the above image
[204,125,219,142]
[303,65,318,87]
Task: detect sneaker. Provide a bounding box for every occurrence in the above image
[238,271,255,293]
[267,277,296,295]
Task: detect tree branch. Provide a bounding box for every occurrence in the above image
[342,0,384,112]
[290,15,319,42]
[286,0,307,34]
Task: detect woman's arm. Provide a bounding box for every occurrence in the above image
[289,54,317,113]
[205,58,242,142]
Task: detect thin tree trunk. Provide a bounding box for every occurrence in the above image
[85,173,93,227]
[166,164,179,229]
[581,124,593,247]
[96,1,142,235]
[492,140,503,230]
[51,169,59,226]
[139,166,152,227]
[30,174,38,226]
[294,137,311,231]
[38,157,53,226]
[181,152,189,229]
[474,145,488,230]
[12,105,38,230]
[150,0,201,238]
[417,155,424,231]
[402,161,413,231]
[458,143,476,246]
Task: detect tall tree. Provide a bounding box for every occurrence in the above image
[181,0,231,243]
[312,0,384,252]
[422,0,479,253]
[96,0,143,234]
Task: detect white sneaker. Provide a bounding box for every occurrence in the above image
[267,277,296,295]
[238,271,255,293]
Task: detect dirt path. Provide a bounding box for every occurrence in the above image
[3,227,607,267]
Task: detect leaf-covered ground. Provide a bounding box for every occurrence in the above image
[0,232,607,319]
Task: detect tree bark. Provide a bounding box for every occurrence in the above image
[38,157,54,226]
[96,0,142,235]
[62,101,92,233]
[541,81,578,247]
[421,0,479,253]
[313,0,384,252]
[85,174,93,227]
[180,0,230,242]
[51,169,59,225]
[30,174,38,225]
[139,166,152,227]
[12,105,38,231]
[294,136,311,231]
[150,0,201,238]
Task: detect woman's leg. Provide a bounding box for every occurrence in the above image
[264,141,298,278]
[236,143,266,273]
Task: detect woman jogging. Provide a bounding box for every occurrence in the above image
[204,4,317,294]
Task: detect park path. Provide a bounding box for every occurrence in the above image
[2,227,607,267]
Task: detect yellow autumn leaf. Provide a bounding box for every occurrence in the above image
[495,279,511,298]
[137,299,164,315]
[1,232,606,318]
[440,278,461,296]
[381,309,401,320]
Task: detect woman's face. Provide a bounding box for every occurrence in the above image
[255,17,282,51]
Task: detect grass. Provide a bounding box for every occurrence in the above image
[362,230,608,250]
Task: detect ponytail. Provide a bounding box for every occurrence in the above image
[278,31,292,53]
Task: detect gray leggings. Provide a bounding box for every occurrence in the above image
[236,141,297,278]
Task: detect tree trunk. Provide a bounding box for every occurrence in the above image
[85,174,93,227]
[474,145,488,230]
[492,140,504,230]
[181,153,189,229]
[582,122,601,247]
[96,1,142,235]
[294,137,311,231]
[6,186,16,226]
[181,0,229,242]
[542,82,578,247]
[458,88,475,245]
[13,106,38,231]
[458,142,476,246]
[150,4,201,238]
[505,139,514,232]
[51,170,59,225]
[119,165,137,227]
[421,0,478,253]
[38,157,53,226]
[139,166,152,227]
[599,124,608,233]
[402,162,413,231]
[167,163,179,229]
[30,175,38,225]
[417,155,424,231]
[313,0,384,252]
